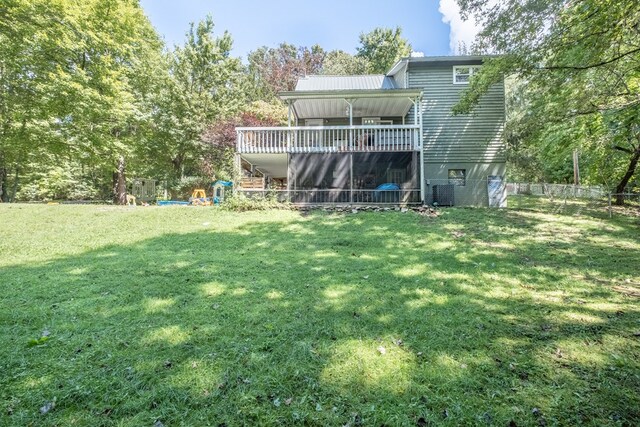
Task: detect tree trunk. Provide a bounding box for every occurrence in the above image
[0,151,6,202]
[614,146,640,205]
[0,165,6,202]
[113,155,127,205]
[172,154,184,179]
[9,166,18,202]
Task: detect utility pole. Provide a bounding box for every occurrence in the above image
[573,150,580,185]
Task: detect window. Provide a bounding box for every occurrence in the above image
[453,66,481,84]
[448,169,466,186]
[305,119,324,126]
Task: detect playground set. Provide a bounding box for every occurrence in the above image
[155,180,233,206]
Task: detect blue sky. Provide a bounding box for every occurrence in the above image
[139,0,477,61]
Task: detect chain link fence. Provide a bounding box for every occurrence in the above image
[506,182,640,219]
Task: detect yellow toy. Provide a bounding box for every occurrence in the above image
[190,189,212,206]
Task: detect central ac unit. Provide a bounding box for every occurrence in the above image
[433,184,455,206]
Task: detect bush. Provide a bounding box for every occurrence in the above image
[168,176,213,200]
[15,166,100,201]
[222,191,291,212]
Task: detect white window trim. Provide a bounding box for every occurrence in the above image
[453,65,481,85]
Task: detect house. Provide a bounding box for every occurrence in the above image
[235,55,506,207]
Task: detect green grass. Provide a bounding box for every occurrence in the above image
[1,197,639,426]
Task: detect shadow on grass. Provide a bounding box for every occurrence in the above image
[1,208,639,426]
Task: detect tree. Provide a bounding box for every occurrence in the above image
[0,0,164,204]
[0,0,72,201]
[201,101,287,181]
[453,0,640,204]
[247,43,326,98]
[356,27,412,74]
[147,15,244,191]
[321,50,369,75]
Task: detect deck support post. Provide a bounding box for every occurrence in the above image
[412,151,419,204]
[234,154,242,188]
[350,153,354,205]
[287,154,292,203]
[344,99,354,150]
[412,97,418,126]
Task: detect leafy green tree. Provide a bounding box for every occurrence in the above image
[356,27,412,74]
[0,0,71,201]
[321,50,369,75]
[453,0,640,204]
[0,0,163,203]
[145,15,244,191]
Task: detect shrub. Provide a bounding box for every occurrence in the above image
[15,166,100,201]
[168,176,213,200]
[222,191,291,212]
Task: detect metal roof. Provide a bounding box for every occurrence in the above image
[290,97,417,119]
[295,75,399,91]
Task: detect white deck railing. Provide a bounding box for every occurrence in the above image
[236,125,421,154]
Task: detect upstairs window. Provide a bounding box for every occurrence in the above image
[453,66,481,84]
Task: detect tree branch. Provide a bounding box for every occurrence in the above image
[613,145,633,154]
[542,47,640,70]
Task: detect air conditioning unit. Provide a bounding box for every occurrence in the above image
[433,184,455,206]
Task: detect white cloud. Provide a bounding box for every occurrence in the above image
[438,0,481,54]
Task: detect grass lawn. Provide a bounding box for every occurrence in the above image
[1,197,639,426]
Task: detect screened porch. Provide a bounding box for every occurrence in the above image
[239,152,420,205]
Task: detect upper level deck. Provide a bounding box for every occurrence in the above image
[236,124,421,154]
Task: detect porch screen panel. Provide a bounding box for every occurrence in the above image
[290,153,351,203]
[352,152,417,204]
[352,153,414,188]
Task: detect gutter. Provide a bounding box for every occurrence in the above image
[278,88,422,101]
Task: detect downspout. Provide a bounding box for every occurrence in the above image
[417,95,425,203]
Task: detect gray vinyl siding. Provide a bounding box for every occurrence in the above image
[393,65,408,89]
[407,63,505,164]
[423,162,506,207]
[402,60,506,206]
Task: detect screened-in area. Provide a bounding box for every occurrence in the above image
[287,152,420,204]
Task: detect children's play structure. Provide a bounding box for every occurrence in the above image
[157,180,233,206]
[131,179,157,203]
[212,180,232,204]
[190,188,211,206]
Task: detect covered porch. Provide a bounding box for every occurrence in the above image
[235,81,424,205]
[239,151,421,205]
[237,87,423,155]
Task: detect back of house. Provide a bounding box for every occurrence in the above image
[235,55,506,207]
[391,56,506,206]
